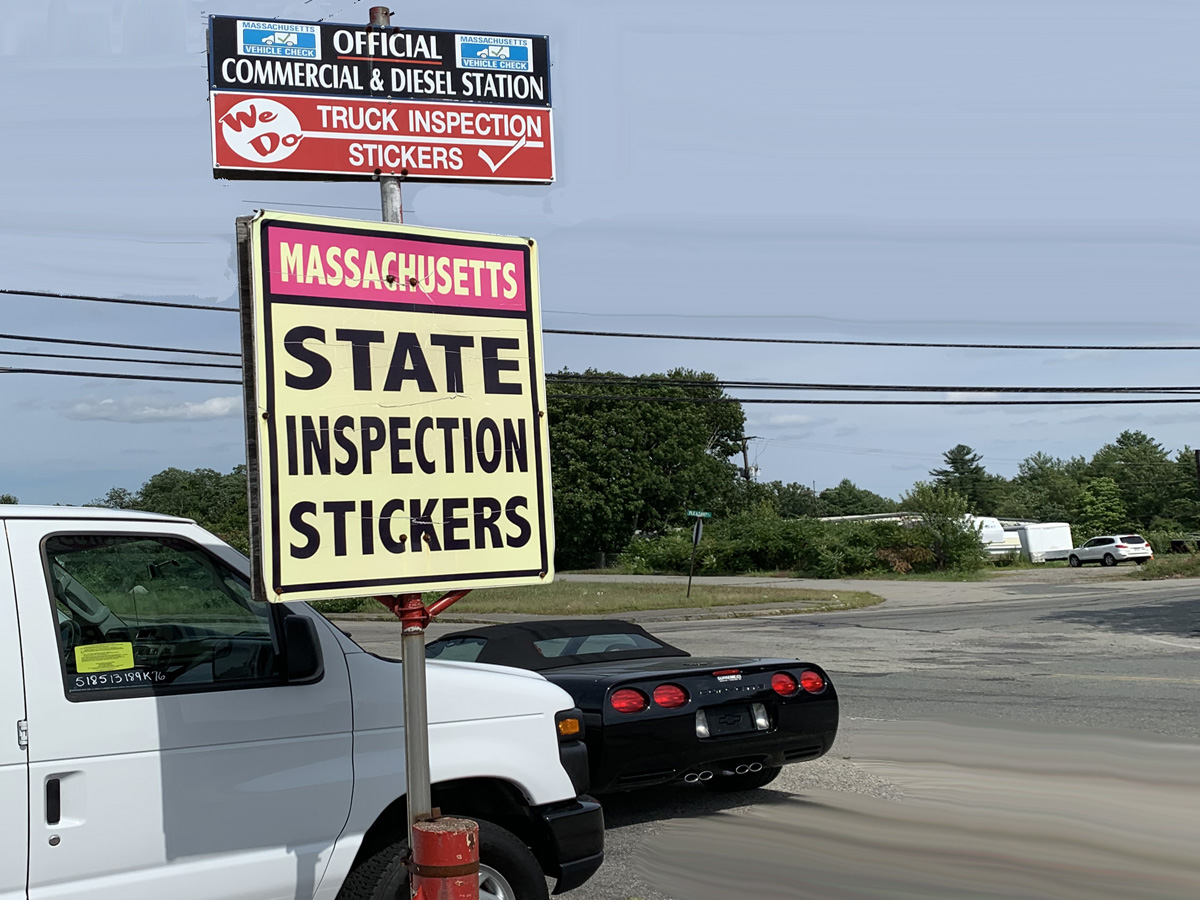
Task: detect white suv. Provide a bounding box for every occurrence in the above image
[1068,534,1154,567]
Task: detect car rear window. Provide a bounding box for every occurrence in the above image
[426,636,487,662]
[534,632,664,658]
[1121,535,1146,544]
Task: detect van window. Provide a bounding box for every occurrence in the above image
[46,534,282,699]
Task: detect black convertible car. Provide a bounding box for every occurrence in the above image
[426,619,838,793]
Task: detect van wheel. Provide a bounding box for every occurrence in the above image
[1068,555,1081,568]
[337,818,549,900]
[1102,553,1117,567]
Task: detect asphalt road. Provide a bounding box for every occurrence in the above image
[336,572,1200,899]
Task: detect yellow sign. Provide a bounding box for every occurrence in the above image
[75,642,135,673]
[237,211,555,602]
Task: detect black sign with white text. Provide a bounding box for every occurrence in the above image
[208,15,551,108]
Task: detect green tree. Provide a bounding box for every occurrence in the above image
[0,493,17,504]
[997,452,1084,522]
[92,466,249,553]
[930,444,1005,515]
[1157,447,1200,530]
[762,481,824,518]
[1086,431,1179,528]
[1072,476,1128,538]
[818,479,898,516]
[900,481,985,570]
[547,369,746,568]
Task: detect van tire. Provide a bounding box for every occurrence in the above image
[336,818,549,900]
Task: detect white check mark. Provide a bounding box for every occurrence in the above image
[478,137,528,173]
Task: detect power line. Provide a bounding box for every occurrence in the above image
[5,366,1200,402]
[0,349,242,370]
[0,333,240,358]
[0,288,237,314]
[7,286,1200,353]
[0,367,240,385]
[546,375,1200,395]
[544,328,1200,352]
[547,395,1200,406]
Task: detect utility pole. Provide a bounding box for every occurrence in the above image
[1193,449,1200,499]
[741,436,757,481]
[371,6,403,224]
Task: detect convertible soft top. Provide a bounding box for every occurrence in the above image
[427,619,691,671]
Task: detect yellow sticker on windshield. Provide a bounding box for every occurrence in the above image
[75,642,135,673]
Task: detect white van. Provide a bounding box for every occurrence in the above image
[0,506,602,900]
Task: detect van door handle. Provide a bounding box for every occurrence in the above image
[46,778,61,825]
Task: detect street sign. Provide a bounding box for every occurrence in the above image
[236,210,555,602]
[687,510,713,518]
[208,15,554,182]
[211,92,553,182]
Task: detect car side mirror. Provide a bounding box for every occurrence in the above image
[284,613,324,683]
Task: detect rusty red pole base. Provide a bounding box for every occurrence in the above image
[411,817,480,900]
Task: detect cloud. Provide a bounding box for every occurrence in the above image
[764,413,818,426]
[63,396,242,423]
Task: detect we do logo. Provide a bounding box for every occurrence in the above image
[220,98,303,163]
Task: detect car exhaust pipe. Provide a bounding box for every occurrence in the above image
[735,765,750,775]
[698,770,714,782]
[683,773,700,784]
[748,762,763,773]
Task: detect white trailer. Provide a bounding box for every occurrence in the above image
[1007,522,1074,562]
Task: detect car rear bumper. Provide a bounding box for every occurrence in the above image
[589,695,840,792]
[532,796,604,894]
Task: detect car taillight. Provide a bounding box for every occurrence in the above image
[800,670,826,694]
[653,684,688,708]
[771,672,799,696]
[1115,544,1128,549]
[610,688,648,714]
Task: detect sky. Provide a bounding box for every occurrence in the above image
[1,0,1198,505]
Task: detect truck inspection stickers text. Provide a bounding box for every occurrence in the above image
[238,211,554,601]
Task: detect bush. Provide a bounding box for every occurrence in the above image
[619,509,983,578]
[309,597,378,614]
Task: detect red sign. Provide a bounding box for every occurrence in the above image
[211,91,554,183]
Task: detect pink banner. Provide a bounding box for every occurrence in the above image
[267,226,527,312]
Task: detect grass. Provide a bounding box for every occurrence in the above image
[988,558,1069,572]
[312,581,884,618]
[573,566,992,582]
[846,568,993,582]
[1130,554,1200,580]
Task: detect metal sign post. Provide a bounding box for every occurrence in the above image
[370,6,403,224]
[685,511,712,598]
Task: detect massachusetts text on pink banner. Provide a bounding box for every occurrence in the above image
[268,226,527,312]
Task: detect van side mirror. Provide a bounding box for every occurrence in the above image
[284,613,324,683]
